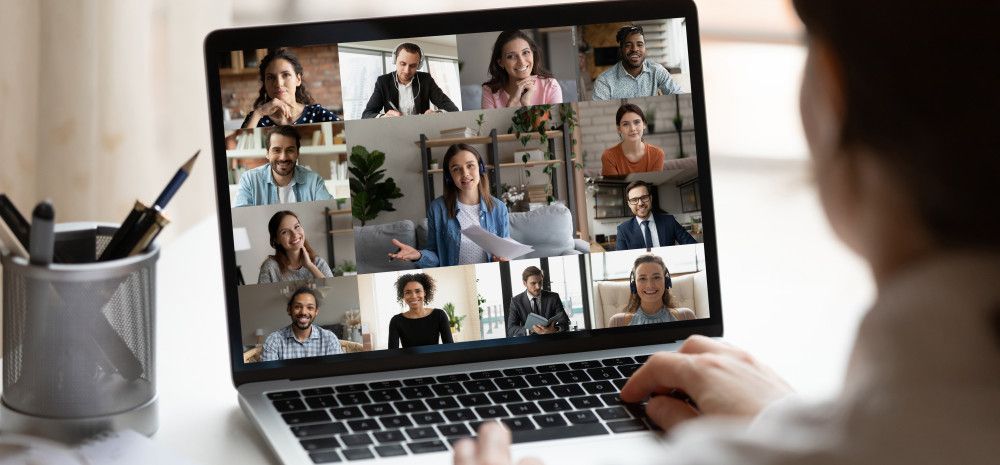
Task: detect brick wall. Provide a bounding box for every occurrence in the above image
[576,94,697,177]
[220,45,343,122]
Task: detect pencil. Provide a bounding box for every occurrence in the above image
[153,150,199,209]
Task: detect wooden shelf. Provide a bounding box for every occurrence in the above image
[326,209,352,216]
[226,144,347,159]
[329,228,354,234]
[414,130,563,148]
[498,159,562,169]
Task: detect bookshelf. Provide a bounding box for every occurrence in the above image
[413,128,578,227]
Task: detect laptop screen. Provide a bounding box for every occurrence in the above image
[207,0,721,380]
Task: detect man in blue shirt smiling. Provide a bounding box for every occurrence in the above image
[234,125,332,207]
[592,24,683,100]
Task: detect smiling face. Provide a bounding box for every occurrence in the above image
[395,49,421,85]
[626,184,652,219]
[275,214,305,252]
[267,133,299,179]
[448,150,481,194]
[287,292,318,331]
[401,281,426,310]
[633,262,666,307]
[621,32,646,69]
[499,38,534,81]
[617,111,646,141]
[264,58,301,105]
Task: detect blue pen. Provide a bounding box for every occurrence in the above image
[153,150,199,210]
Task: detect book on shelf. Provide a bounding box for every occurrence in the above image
[439,127,477,138]
[526,184,548,203]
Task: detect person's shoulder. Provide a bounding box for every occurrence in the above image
[294,165,324,182]
[431,308,448,318]
[646,143,666,155]
[264,326,289,343]
[314,324,340,340]
[645,59,668,73]
[489,196,508,213]
[596,65,618,81]
[429,196,448,212]
[672,307,696,320]
[260,255,278,268]
[603,143,624,156]
[617,217,632,230]
[417,71,434,80]
[313,255,329,267]
[654,211,678,223]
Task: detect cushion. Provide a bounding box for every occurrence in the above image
[353,220,418,273]
[509,203,577,258]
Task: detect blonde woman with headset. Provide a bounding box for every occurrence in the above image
[608,254,695,327]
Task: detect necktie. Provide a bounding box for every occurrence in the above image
[642,220,653,250]
[531,297,539,315]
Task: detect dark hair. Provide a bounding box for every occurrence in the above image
[252,48,315,110]
[792,1,1000,248]
[266,125,302,152]
[394,43,423,63]
[267,211,318,276]
[287,287,321,312]
[395,273,436,304]
[483,30,554,93]
[522,266,544,282]
[442,143,494,218]
[616,103,648,126]
[624,254,678,314]
[615,24,644,46]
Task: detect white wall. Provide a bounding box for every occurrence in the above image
[237,275,360,346]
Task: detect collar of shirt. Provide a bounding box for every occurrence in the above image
[615,59,653,81]
[263,165,303,188]
[281,324,320,343]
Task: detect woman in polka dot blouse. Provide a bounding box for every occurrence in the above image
[241,48,340,128]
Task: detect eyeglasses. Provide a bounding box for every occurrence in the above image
[626,194,651,205]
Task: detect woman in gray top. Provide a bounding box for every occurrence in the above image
[258,210,332,284]
[609,254,695,327]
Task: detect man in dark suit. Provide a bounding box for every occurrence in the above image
[616,180,697,250]
[361,43,459,119]
[506,266,571,337]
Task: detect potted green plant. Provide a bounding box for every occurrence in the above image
[442,303,465,333]
[646,107,657,134]
[339,260,357,276]
[429,157,439,170]
[474,112,485,137]
[349,145,403,226]
[673,94,686,157]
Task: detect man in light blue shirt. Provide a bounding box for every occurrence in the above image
[234,125,332,207]
[592,24,683,100]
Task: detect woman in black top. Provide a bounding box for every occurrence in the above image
[388,273,454,349]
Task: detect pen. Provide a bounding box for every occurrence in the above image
[0,193,31,252]
[28,201,54,266]
[100,151,199,261]
[0,213,29,259]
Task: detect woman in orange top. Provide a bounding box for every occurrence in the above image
[601,103,665,176]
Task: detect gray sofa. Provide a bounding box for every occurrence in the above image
[354,203,587,273]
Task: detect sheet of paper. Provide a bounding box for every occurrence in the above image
[461,225,533,259]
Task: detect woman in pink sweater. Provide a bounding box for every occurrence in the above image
[481,30,563,109]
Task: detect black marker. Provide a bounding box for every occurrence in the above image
[28,201,54,266]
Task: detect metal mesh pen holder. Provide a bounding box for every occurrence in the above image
[1,222,158,442]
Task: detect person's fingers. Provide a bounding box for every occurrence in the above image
[620,351,696,403]
[516,457,545,465]
[476,422,512,465]
[678,335,748,360]
[644,394,699,431]
[453,438,476,465]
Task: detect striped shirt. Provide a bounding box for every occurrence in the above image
[592,59,683,100]
[261,324,343,361]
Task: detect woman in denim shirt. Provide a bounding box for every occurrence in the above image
[389,143,509,267]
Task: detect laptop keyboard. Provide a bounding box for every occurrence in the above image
[269,355,655,463]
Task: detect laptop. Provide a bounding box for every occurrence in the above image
[204,0,721,462]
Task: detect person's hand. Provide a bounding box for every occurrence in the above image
[507,78,536,108]
[300,245,320,273]
[258,98,294,124]
[387,239,421,262]
[454,422,542,465]
[518,76,537,107]
[620,335,793,431]
[492,255,509,262]
[382,109,403,118]
[531,322,556,335]
[423,108,439,115]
